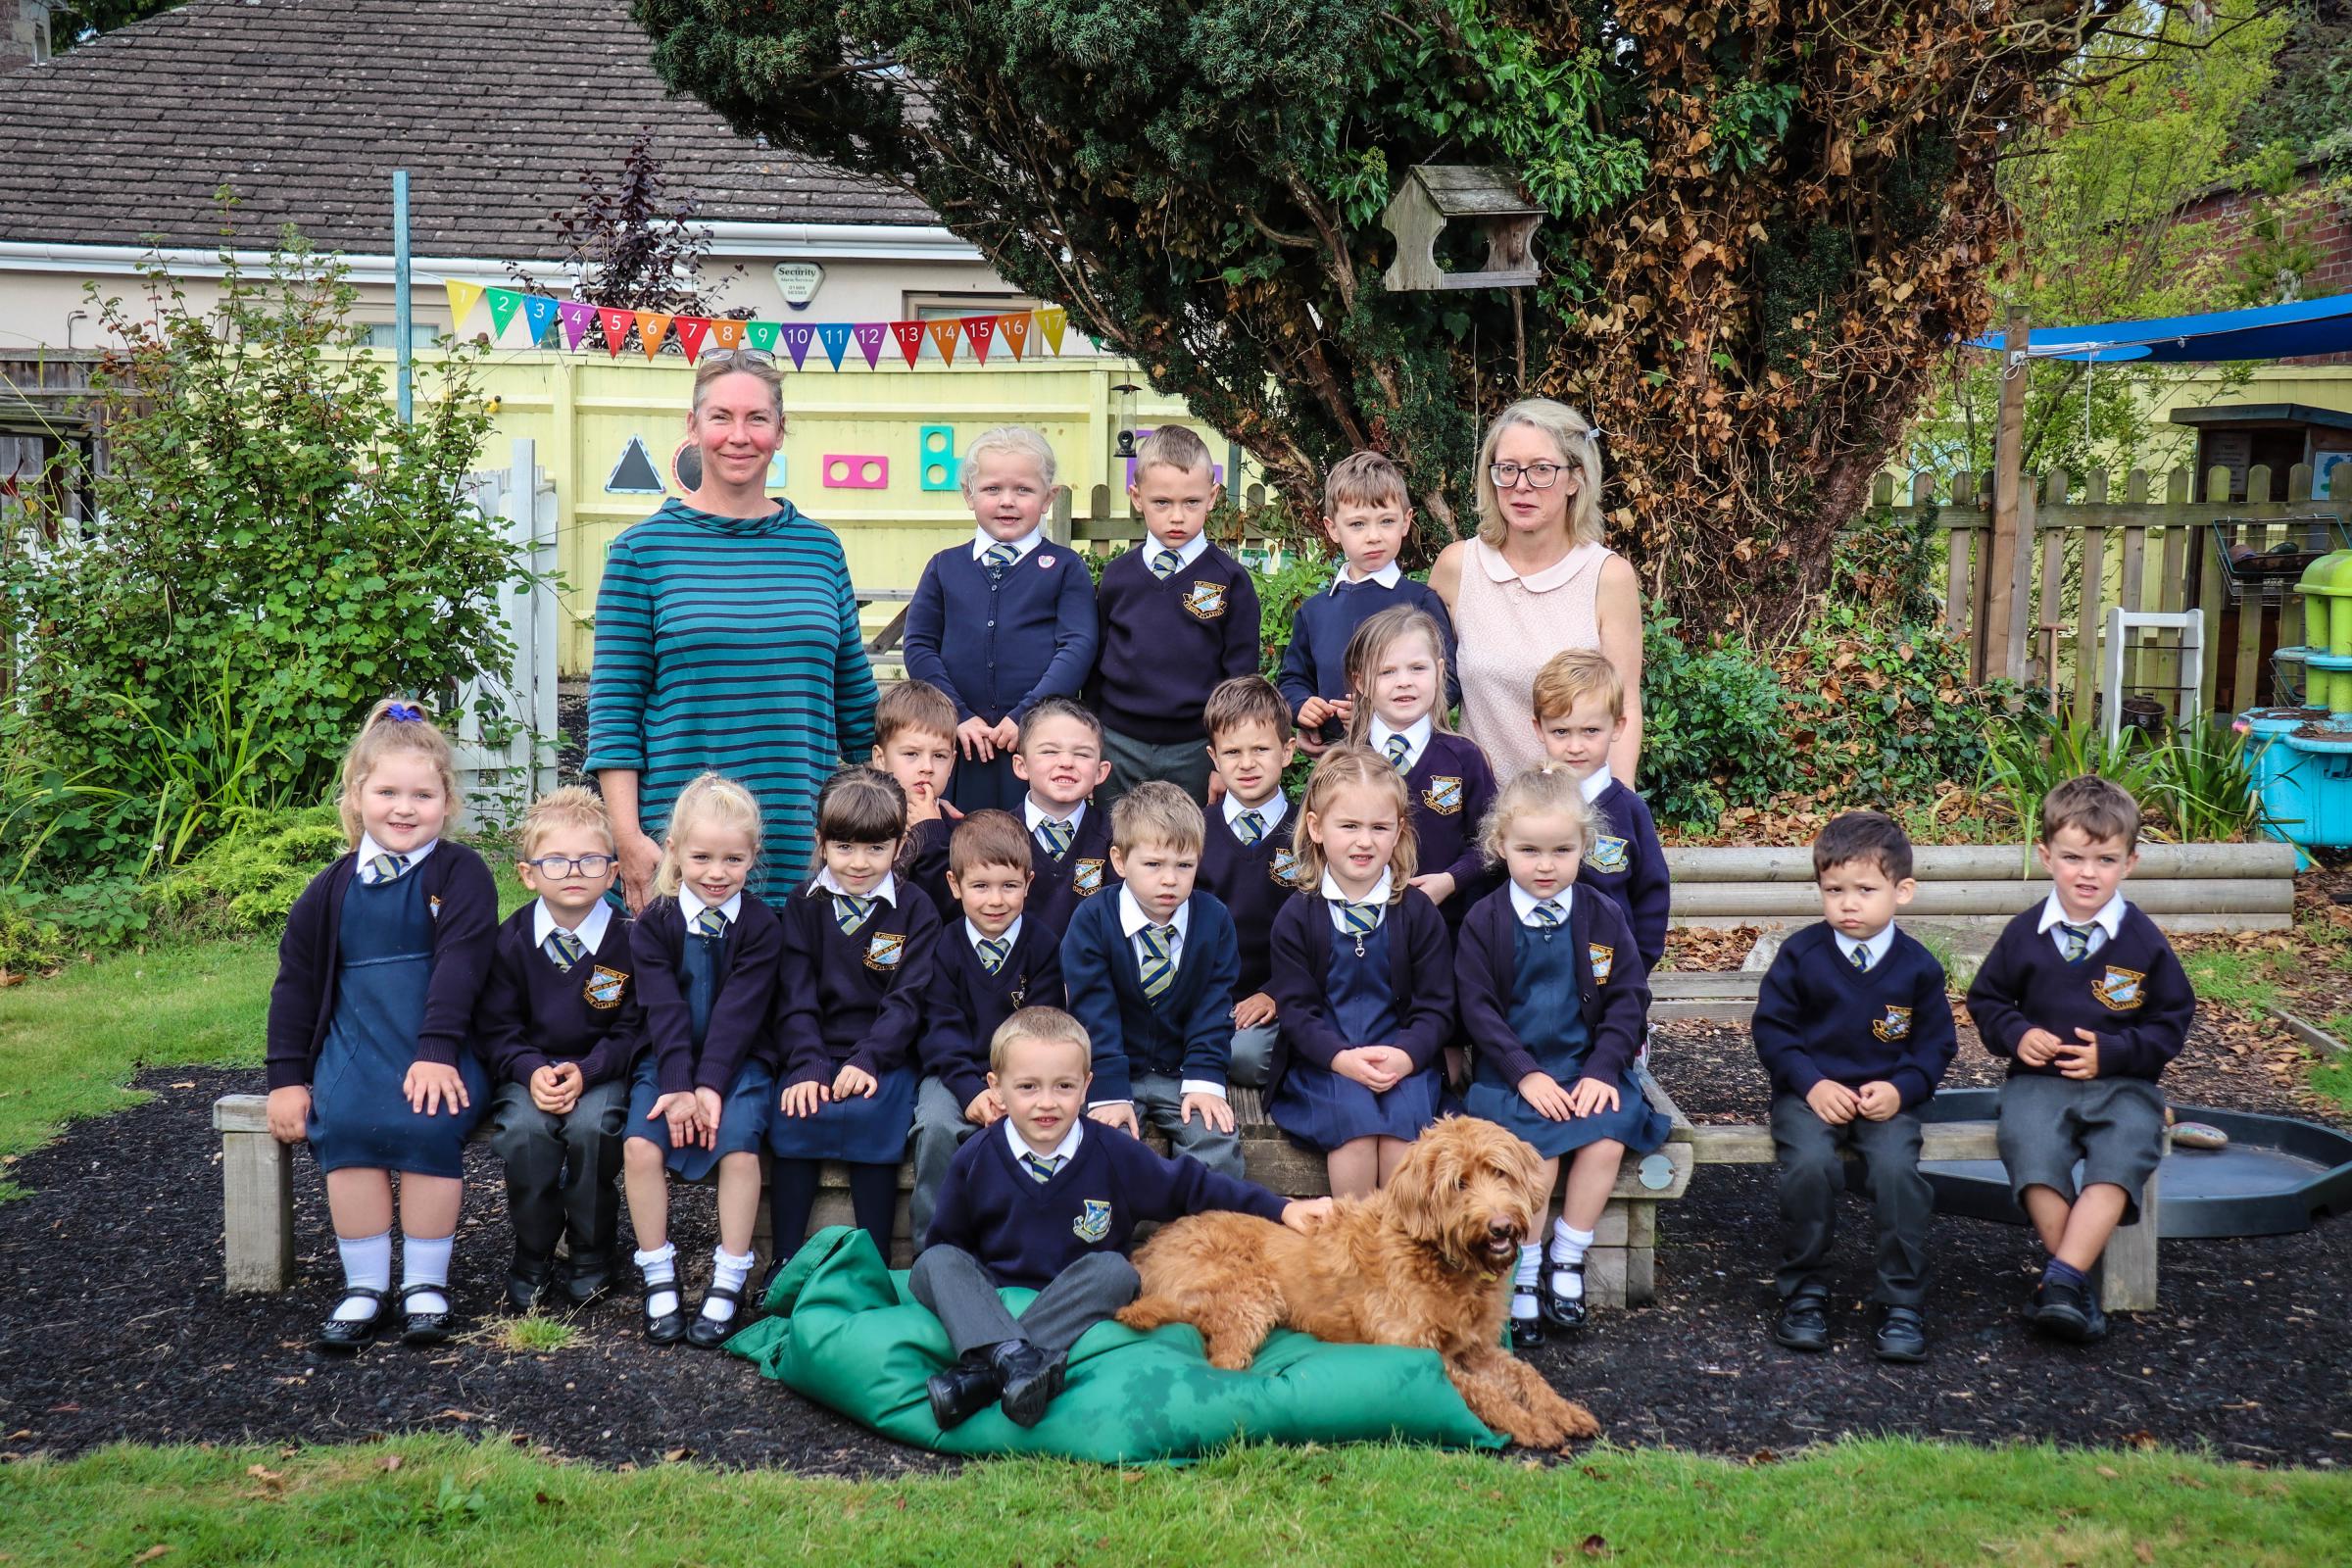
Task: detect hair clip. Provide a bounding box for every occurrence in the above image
[385,701,425,723]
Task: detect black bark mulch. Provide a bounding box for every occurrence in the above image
[2,1018,2346,1472]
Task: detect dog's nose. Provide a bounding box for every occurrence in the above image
[1487,1219,1517,1242]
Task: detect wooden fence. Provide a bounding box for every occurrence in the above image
[1877,462,2351,719]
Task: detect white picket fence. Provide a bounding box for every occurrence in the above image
[453,438,561,827]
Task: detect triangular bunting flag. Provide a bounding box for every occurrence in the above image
[817,322,854,370]
[1034,307,1068,354]
[557,300,596,351]
[960,316,996,366]
[853,323,886,369]
[634,311,672,359]
[595,306,634,357]
[997,312,1029,360]
[673,317,712,363]
[444,279,484,331]
[520,293,559,345]
[710,318,745,351]
[746,319,780,352]
[926,318,962,367]
[885,320,923,368]
[484,287,523,336]
[784,323,816,370]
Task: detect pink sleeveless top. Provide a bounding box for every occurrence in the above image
[1453,537,1609,781]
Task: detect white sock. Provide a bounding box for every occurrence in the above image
[701,1246,755,1324]
[1510,1242,1542,1319]
[401,1232,454,1316]
[333,1230,393,1321]
[1549,1222,1593,1300]
[635,1242,678,1319]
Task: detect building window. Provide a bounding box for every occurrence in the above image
[358,321,446,353]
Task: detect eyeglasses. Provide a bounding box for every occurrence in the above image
[701,347,776,368]
[1491,462,1569,490]
[524,855,616,878]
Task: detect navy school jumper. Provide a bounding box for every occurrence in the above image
[1058,890,1241,1105]
[1087,543,1262,746]
[1749,921,1958,1110]
[1965,904,2195,1082]
[471,905,642,1088]
[1578,777,1671,972]
[1277,575,1461,746]
[921,916,1067,1111]
[1025,804,1120,939]
[1398,731,1499,918]
[773,882,945,1089]
[1197,796,1298,1001]
[903,540,1099,731]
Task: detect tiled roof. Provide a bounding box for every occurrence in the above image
[0,0,935,258]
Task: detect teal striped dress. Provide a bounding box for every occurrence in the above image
[586,499,879,880]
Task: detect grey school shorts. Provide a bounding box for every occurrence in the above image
[1995,1073,2165,1225]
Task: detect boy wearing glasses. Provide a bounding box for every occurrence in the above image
[475,786,643,1312]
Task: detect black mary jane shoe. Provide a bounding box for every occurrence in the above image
[926,1346,1008,1430]
[1509,1289,1547,1350]
[641,1272,688,1346]
[505,1252,555,1315]
[1539,1257,1589,1331]
[312,1288,392,1353]
[1774,1290,1832,1351]
[399,1283,455,1347]
[1872,1303,1928,1362]
[993,1342,1065,1429]
[560,1250,615,1309]
[684,1282,745,1349]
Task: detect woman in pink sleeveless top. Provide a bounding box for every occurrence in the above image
[1430,399,1643,783]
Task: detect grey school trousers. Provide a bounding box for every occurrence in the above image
[910,1246,1142,1355]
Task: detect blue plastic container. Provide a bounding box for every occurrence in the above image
[2243,708,2352,851]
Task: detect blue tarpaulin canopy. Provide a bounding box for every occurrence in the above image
[1966,293,2352,364]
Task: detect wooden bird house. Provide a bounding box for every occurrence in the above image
[1380,166,1543,292]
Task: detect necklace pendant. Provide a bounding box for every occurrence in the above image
[1353,935,1366,958]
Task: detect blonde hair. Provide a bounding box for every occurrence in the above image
[875,680,957,749]
[1479,765,1599,864]
[335,697,463,847]
[1132,424,1214,481]
[1289,745,1419,898]
[990,1004,1093,1076]
[689,353,787,421]
[1474,398,1604,550]
[1342,606,1455,747]
[959,425,1057,498]
[1530,649,1624,724]
[1323,450,1409,518]
[1110,780,1205,858]
[655,772,762,898]
[516,784,615,860]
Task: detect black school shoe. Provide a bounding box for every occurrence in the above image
[994,1342,1066,1429]
[505,1251,555,1314]
[1509,1286,1546,1349]
[684,1282,745,1349]
[640,1270,687,1346]
[399,1283,454,1346]
[561,1249,616,1308]
[1539,1257,1588,1331]
[2027,1276,2109,1344]
[313,1288,392,1353]
[1773,1290,1831,1352]
[1872,1303,1928,1362]
[926,1347,1008,1430]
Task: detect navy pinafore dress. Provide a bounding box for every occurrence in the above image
[625,917,773,1180]
[305,870,489,1176]
[1267,919,1443,1151]
[1464,920,1670,1159]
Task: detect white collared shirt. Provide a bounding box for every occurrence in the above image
[972,526,1045,564]
[1112,886,1223,1103]
[1331,560,1402,592]
[356,832,439,883]
[2038,890,2126,958]
[966,913,1023,956]
[1579,766,1613,805]
[816,866,899,906]
[1145,531,1209,573]
[1005,1113,1084,1168]
[1368,713,1434,772]
[1835,921,1897,972]
[677,884,744,926]
[1509,880,1573,927]
[1024,796,1086,835]
[1224,791,1289,836]
[1321,867,1394,932]
[532,896,613,955]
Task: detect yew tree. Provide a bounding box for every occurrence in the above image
[635,0,2127,627]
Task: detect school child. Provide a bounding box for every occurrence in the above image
[1966,775,2195,1344]
[620,772,785,1349]
[1344,605,1496,925]
[1059,782,1247,1177]
[1012,696,1119,937]
[1531,650,1668,974]
[872,679,962,924]
[1264,746,1454,1199]
[1457,767,1670,1346]
[264,698,499,1352]
[915,1006,1326,1429]
[1087,425,1262,808]
[1750,811,1957,1362]
[476,786,641,1313]
[908,809,1066,1242]
[1276,451,1459,752]
[904,426,1099,815]
[770,766,944,1269]
[1197,675,1298,1088]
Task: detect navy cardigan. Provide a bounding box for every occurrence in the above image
[903,540,1098,727]
[632,894,785,1096]
[1455,885,1651,1091]
[773,881,944,1088]
[471,904,643,1088]
[1059,890,1241,1103]
[265,845,500,1092]
[1397,731,1499,908]
[921,916,1067,1110]
[1264,887,1455,1095]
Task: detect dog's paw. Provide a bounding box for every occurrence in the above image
[1554,1400,1601,1442]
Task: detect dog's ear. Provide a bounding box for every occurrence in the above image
[1386,1138,1443,1247]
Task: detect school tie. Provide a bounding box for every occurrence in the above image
[2057,922,2095,962]
[1234,809,1267,848]
[1383,734,1411,770]
[1138,924,1177,1000]
[1338,900,1384,935]
[835,895,877,935]
[976,935,1011,975]
[1849,943,1872,972]
[1036,817,1074,859]
[544,929,587,971]
[692,906,728,940]
[982,541,1018,575]
[1021,1152,1062,1184]
[1529,900,1565,929]
[365,852,408,885]
[1151,547,1183,579]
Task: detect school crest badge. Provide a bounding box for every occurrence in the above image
[1588,943,1615,985]
[1072,1199,1112,1243]
[1183,580,1229,620]
[1589,836,1630,874]
[2093,965,2146,1010]
[862,932,906,971]
[1421,776,1464,815]
[583,965,629,1010]
[428,895,443,918]
[1073,858,1106,896]
[1871,1004,1912,1042]
[1269,848,1300,886]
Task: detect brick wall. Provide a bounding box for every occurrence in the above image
[2172,173,2352,364]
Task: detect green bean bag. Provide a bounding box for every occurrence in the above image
[724,1227,1503,1461]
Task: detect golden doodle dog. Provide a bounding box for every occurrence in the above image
[1116,1116,1598,1447]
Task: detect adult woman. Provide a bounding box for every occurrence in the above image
[1431,398,1643,783]
[586,352,878,908]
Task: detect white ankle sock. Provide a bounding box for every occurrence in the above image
[401,1232,454,1316]
[1548,1222,1593,1299]
[333,1230,393,1321]
[701,1247,755,1324]
[635,1242,678,1319]
[1511,1244,1542,1319]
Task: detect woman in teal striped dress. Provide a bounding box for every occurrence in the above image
[588,353,879,906]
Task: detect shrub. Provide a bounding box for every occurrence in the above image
[148,805,349,940]
[1639,613,1795,828]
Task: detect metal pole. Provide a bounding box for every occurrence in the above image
[393,169,413,423]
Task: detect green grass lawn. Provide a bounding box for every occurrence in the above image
[1,1435,2344,1567]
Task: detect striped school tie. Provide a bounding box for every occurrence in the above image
[1151,547,1183,579]
[692,906,728,940]
[364,852,409,885]
[544,929,587,971]
[1383,734,1411,769]
[1036,818,1074,858]
[1529,900,1565,929]
[1849,943,1872,972]
[982,541,1019,575]
[2057,922,2094,962]
[1234,809,1267,848]
[1338,900,1383,935]
[835,895,877,935]
[1022,1152,1062,1184]
[976,935,1011,975]
[1138,924,1177,1000]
